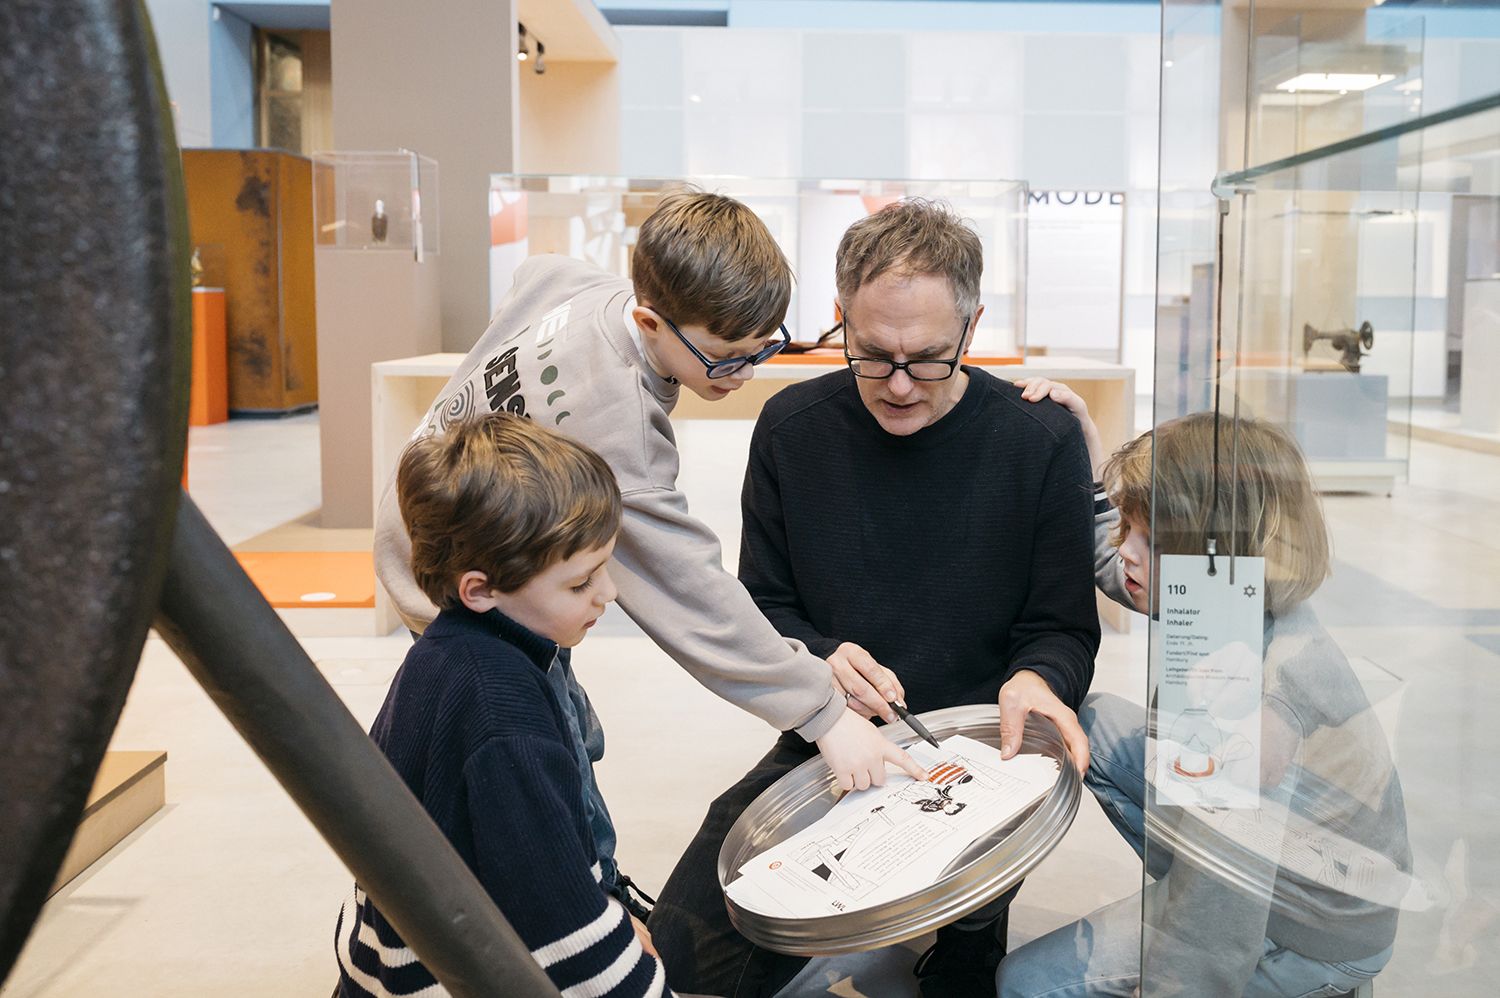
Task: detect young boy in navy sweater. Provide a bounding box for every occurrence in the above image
[336,413,672,998]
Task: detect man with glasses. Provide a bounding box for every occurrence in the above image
[649,199,1100,998]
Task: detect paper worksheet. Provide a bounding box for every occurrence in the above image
[725,735,1059,919]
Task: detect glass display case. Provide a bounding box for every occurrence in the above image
[487,175,1029,357]
[313,150,439,260]
[1134,2,1500,995]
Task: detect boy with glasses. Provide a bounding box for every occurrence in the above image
[375,190,925,909]
[649,199,1100,998]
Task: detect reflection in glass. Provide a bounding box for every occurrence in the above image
[998,415,1411,997]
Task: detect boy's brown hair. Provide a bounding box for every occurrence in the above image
[632,188,793,343]
[1102,412,1331,616]
[397,413,622,608]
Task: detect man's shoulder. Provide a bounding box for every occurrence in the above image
[971,369,1083,446]
[757,370,855,434]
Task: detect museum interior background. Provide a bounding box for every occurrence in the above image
[5,0,1499,995]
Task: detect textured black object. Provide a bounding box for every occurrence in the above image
[0,0,191,977]
[154,498,561,998]
[0,2,557,994]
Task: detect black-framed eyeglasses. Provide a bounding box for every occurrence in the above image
[843,317,970,381]
[657,312,790,380]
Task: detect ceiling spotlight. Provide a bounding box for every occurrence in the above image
[517,23,529,62]
[534,40,546,75]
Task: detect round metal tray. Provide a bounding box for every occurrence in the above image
[718,704,1081,956]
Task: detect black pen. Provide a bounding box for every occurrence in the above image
[890,700,941,749]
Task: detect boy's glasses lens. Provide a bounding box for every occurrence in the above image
[706,326,789,378]
[708,360,749,380]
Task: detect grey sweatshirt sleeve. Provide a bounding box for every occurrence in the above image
[374,475,439,633]
[375,474,847,740]
[1093,487,1133,610]
[610,485,847,741]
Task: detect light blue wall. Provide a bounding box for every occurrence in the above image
[618,25,1161,190]
[147,0,336,150]
[144,0,215,146]
[729,0,1159,34]
[218,0,330,30]
[210,6,256,147]
[595,0,1161,34]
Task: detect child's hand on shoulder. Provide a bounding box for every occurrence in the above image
[1015,377,1089,418]
[1014,377,1106,478]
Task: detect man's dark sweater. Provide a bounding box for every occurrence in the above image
[648,367,1101,997]
[739,367,1100,713]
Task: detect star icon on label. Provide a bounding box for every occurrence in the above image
[1243,584,1257,598]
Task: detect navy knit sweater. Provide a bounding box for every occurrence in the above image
[739,368,1100,713]
[335,606,670,997]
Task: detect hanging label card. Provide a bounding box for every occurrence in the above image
[1153,554,1266,809]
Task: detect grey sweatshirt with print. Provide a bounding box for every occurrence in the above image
[373,255,846,740]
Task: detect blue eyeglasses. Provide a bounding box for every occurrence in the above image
[656,312,790,380]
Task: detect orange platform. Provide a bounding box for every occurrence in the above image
[234,550,377,608]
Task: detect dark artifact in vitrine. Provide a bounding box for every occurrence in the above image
[371,198,389,243]
[1303,321,1374,373]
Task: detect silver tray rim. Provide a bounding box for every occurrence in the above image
[717,704,1082,956]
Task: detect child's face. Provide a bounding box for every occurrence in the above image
[1117,513,1153,614]
[639,309,781,402]
[491,538,618,648]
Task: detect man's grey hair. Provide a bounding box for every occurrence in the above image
[834,198,983,321]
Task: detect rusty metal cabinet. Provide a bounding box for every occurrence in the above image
[182,149,318,414]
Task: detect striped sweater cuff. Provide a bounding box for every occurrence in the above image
[1092,481,1112,516]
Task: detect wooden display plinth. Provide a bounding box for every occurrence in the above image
[50,750,167,895]
[315,250,442,528]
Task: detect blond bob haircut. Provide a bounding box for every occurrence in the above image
[835,198,983,320]
[1101,412,1331,616]
[397,413,622,608]
[632,188,793,343]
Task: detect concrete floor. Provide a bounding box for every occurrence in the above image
[4,414,1497,996]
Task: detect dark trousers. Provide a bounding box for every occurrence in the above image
[649,732,1016,998]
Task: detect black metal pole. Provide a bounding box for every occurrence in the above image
[154,495,560,998]
[0,0,190,975]
[3,1,563,991]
